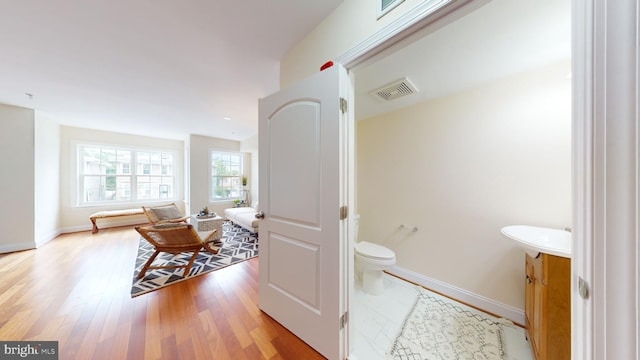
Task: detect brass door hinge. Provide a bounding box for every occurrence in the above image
[339,311,348,329]
[339,206,348,220]
[340,97,348,114]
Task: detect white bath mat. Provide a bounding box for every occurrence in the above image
[387,288,505,360]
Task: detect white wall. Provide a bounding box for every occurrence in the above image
[59,126,184,232]
[188,134,251,217]
[34,112,61,246]
[0,104,35,252]
[357,61,571,310]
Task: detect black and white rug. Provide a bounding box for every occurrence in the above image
[387,288,505,360]
[131,221,258,297]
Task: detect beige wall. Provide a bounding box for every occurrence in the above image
[281,0,428,87]
[357,61,571,309]
[0,104,35,252]
[59,126,184,231]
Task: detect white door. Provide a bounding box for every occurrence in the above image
[258,64,350,360]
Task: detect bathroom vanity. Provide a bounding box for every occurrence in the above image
[525,252,570,360]
[500,225,571,360]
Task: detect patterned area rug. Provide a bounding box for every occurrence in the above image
[387,288,505,360]
[131,221,258,297]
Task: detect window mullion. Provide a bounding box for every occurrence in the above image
[131,151,137,201]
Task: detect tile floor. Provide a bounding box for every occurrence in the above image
[350,273,533,360]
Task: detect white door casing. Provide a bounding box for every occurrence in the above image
[258,64,349,360]
[573,0,640,359]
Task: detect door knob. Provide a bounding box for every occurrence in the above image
[255,211,265,219]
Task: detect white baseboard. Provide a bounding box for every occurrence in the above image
[60,224,93,234]
[61,218,147,235]
[35,229,62,248]
[387,265,525,325]
[2,220,143,254]
[0,242,35,254]
[0,230,61,253]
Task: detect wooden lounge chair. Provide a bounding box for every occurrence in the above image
[134,223,221,279]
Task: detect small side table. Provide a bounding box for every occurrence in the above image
[191,214,223,241]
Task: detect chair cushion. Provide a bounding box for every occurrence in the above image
[144,203,183,223]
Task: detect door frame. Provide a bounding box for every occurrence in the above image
[572,1,640,359]
[335,0,640,358]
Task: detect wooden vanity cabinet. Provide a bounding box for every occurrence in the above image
[524,252,571,360]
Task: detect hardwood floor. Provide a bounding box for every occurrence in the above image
[0,226,325,360]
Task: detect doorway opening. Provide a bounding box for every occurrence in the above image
[348,0,571,358]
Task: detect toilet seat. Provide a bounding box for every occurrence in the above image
[355,241,395,260]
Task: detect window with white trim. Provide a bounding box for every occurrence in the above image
[210,150,242,201]
[78,144,175,204]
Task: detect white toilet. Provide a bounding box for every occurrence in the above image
[354,215,396,295]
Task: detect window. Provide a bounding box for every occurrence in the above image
[210,150,242,201]
[78,144,175,204]
[377,0,404,19]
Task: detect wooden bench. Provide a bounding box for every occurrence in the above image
[90,208,145,233]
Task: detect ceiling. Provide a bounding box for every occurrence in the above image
[0,0,344,141]
[1,0,570,142]
[354,0,571,121]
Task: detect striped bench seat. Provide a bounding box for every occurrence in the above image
[89,208,145,234]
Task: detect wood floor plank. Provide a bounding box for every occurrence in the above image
[196,309,228,357]
[2,308,37,339]
[250,327,279,359]
[0,226,324,359]
[111,321,132,360]
[144,294,163,360]
[98,289,125,342]
[76,296,114,360]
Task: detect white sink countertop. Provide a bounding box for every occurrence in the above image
[501,225,571,259]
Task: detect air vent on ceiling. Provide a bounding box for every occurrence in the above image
[370,77,418,101]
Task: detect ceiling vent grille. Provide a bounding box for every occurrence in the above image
[370,77,418,101]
